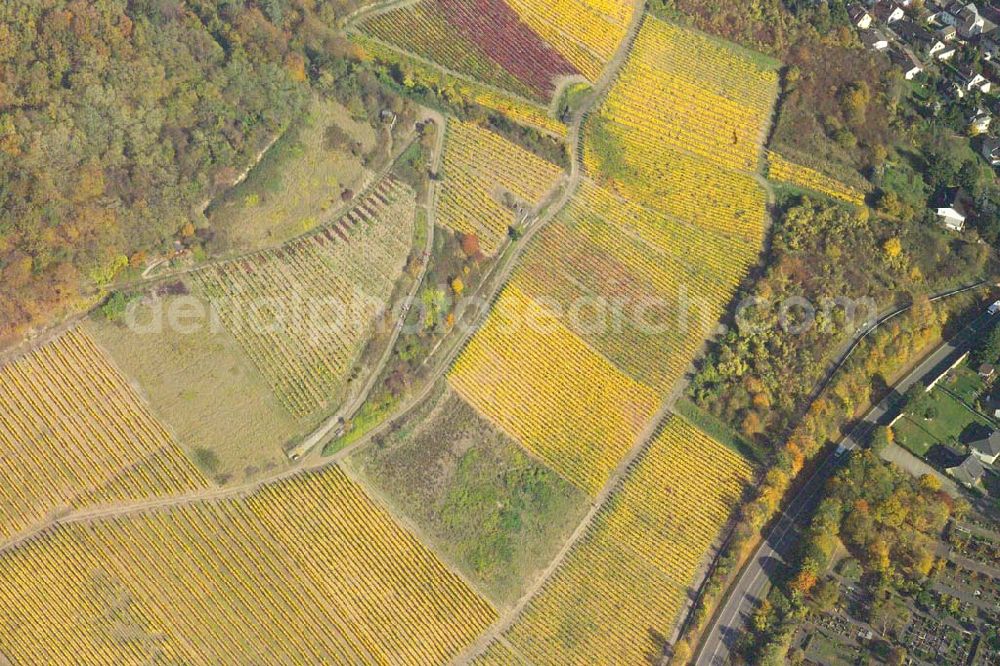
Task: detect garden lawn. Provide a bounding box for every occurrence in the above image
[893,387,994,457]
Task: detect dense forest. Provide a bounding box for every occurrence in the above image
[0,0,386,346]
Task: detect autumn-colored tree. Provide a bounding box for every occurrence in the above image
[460,233,481,258]
[840,80,871,126]
[917,473,941,493]
[882,237,902,260]
[789,567,818,595]
[741,410,763,437]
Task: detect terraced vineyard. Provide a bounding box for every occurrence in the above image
[479,418,754,664]
[585,17,777,243]
[193,177,415,418]
[0,10,786,665]
[0,466,496,664]
[360,0,579,100]
[450,285,660,494]
[438,120,563,255]
[0,328,208,543]
[450,16,776,496]
[767,151,867,205]
[357,0,635,99]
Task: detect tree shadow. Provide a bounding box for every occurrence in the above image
[645,628,668,665]
[926,444,963,469]
[959,422,991,446]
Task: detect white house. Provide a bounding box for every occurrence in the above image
[890,47,924,79]
[956,3,992,38]
[936,187,973,231]
[849,3,874,29]
[939,25,958,41]
[875,0,907,24]
[937,45,959,60]
[958,65,992,93]
[969,431,1000,465]
[969,107,992,133]
[861,29,891,51]
[982,136,1000,165]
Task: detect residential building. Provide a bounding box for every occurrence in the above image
[969,107,992,133]
[937,44,959,59]
[939,24,959,41]
[849,3,874,29]
[947,454,986,487]
[935,187,973,231]
[890,46,925,79]
[861,29,891,50]
[957,64,992,92]
[981,136,1000,165]
[946,2,995,39]
[969,430,1000,464]
[895,19,948,57]
[875,0,907,24]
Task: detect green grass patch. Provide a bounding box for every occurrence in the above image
[346,387,588,604]
[893,386,994,457]
[584,115,629,181]
[770,180,863,209]
[882,153,930,210]
[674,397,766,463]
[324,392,400,456]
[946,364,987,406]
[207,95,376,254]
[556,82,592,119]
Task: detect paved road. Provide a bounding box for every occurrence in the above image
[798,281,988,432]
[695,309,994,665]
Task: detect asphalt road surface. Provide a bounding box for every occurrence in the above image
[695,310,993,665]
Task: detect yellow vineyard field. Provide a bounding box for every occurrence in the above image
[449,284,660,495]
[0,466,496,664]
[492,417,754,664]
[509,179,744,394]
[584,16,777,242]
[767,151,868,205]
[0,328,207,542]
[194,177,415,418]
[471,89,568,137]
[505,0,637,80]
[451,19,776,496]
[439,120,563,255]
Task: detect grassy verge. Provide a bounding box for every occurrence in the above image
[674,397,767,463]
[324,389,401,456]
